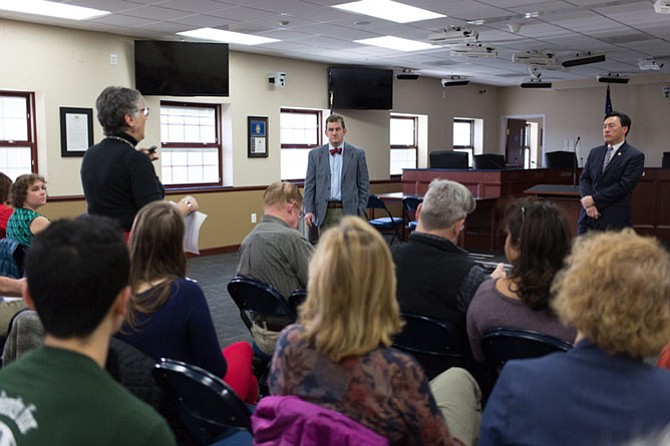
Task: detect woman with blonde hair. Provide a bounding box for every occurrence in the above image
[479,229,670,445]
[268,216,461,445]
[115,201,258,403]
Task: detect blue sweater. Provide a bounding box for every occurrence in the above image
[115,278,227,377]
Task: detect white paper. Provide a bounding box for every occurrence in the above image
[65,113,90,151]
[183,211,207,254]
[251,137,266,154]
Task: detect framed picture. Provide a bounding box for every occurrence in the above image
[60,107,93,157]
[248,116,268,158]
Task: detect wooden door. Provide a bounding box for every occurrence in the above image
[505,119,526,168]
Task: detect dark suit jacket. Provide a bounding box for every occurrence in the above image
[479,340,670,446]
[578,141,644,234]
[303,142,370,227]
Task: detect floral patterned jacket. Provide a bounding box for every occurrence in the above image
[268,324,457,446]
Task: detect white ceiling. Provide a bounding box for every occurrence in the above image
[3,0,670,86]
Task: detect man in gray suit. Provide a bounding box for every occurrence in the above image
[303,114,370,240]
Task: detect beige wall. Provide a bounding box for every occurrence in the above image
[5,18,670,249]
[499,77,670,166]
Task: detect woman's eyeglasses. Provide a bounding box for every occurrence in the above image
[136,107,150,117]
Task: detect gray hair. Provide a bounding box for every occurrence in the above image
[95,86,144,136]
[419,179,475,230]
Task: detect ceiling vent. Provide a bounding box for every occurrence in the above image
[654,0,670,14]
[561,51,606,67]
[450,43,497,58]
[428,26,478,45]
[638,57,662,71]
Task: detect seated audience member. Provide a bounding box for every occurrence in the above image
[0,172,13,238]
[115,201,258,403]
[392,179,504,339]
[479,229,670,446]
[0,216,176,445]
[467,199,576,362]
[269,217,462,446]
[236,181,314,357]
[6,174,49,246]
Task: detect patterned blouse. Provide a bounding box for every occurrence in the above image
[6,208,45,246]
[269,324,457,446]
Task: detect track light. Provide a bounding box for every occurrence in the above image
[597,73,629,84]
[562,51,606,67]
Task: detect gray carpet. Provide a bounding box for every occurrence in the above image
[187,252,252,348]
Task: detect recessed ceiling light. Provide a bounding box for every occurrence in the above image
[355,36,435,52]
[333,0,445,24]
[0,0,109,20]
[177,28,280,45]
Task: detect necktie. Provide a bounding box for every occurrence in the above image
[330,147,342,156]
[603,145,614,170]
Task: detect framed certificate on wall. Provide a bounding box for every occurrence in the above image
[248,116,268,158]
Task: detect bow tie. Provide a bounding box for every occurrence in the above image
[330,147,342,156]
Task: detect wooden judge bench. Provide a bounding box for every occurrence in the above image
[401,168,670,251]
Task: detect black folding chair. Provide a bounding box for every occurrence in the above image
[401,195,422,240]
[288,288,307,315]
[227,276,297,395]
[481,327,573,373]
[365,194,404,245]
[153,358,252,446]
[226,276,296,333]
[393,313,467,379]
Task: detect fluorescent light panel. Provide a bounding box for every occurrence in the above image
[0,0,109,20]
[177,28,279,45]
[355,36,434,52]
[333,0,445,23]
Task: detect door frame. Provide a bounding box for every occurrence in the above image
[500,114,546,169]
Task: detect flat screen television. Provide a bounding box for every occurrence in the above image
[134,40,229,96]
[328,67,393,110]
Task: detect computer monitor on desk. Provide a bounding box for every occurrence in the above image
[474,154,506,170]
[429,150,469,169]
[544,151,577,169]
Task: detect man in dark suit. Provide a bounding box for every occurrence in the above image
[578,110,644,234]
[303,114,369,241]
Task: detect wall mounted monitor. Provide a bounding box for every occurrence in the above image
[134,40,229,96]
[328,66,393,110]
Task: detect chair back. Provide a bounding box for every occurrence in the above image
[429,150,469,169]
[474,154,506,170]
[481,327,573,372]
[393,313,466,379]
[365,195,403,245]
[288,289,307,315]
[227,276,296,332]
[153,358,252,445]
[402,196,422,232]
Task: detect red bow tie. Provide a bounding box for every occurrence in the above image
[330,147,342,156]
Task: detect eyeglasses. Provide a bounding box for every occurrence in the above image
[135,107,150,117]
